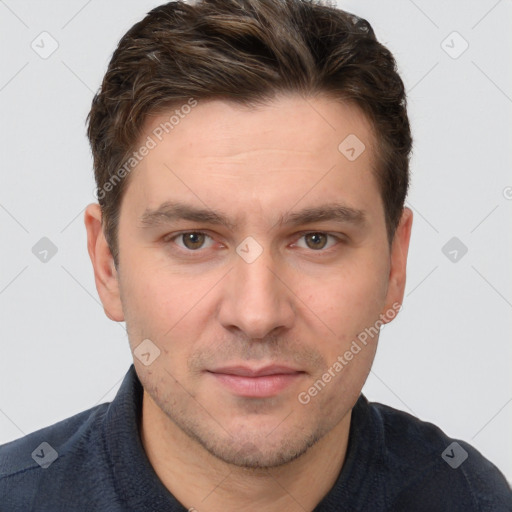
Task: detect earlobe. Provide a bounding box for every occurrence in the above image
[84,203,125,322]
[381,207,413,322]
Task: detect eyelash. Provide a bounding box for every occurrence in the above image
[163,231,344,255]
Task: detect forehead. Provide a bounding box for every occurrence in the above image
[141,94,376,163]
[122,94,382,225]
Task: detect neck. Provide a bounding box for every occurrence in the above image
[140,391,352,512]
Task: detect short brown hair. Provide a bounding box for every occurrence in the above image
[87,0,412,268]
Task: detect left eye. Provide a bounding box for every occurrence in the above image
[294,233,339,250]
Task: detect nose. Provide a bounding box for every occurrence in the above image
[217,244,295,340]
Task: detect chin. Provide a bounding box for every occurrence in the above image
[191,424,323,470]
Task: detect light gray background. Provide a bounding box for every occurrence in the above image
[1,0,511,483]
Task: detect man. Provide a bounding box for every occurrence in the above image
[1,0,510,510]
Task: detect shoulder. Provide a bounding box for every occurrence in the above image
[0,403,108,477]
[366,399,512,510]
[0,403,110,508]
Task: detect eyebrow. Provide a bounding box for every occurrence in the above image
[139,201,366,231]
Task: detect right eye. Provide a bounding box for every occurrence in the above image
[167,231,215,251]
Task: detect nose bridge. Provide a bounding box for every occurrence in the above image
[218,238,294,338]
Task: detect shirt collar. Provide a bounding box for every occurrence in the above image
[102,364,187,511]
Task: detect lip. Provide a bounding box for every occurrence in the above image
[210,365,301,377]
[207,365,305,398]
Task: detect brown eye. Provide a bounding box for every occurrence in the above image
[304,233,328,250]
[181,232,206,250]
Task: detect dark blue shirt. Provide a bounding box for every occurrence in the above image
[1,365,511,511]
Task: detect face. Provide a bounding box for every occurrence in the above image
[89,93,411,469]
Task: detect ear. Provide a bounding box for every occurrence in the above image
[84,203,124,322]
[381,207,413,322]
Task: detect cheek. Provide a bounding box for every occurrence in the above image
[292,252,389,383]
[300,255,389,329]
[120,248,187,312]
[117,258,177,350]
[119,256,219,357]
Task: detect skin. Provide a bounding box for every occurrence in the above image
[85,93,413,512]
